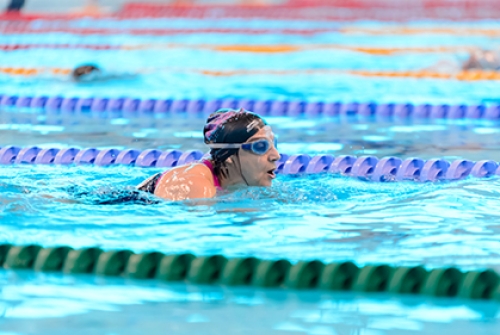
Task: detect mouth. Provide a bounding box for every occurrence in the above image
[266,168,276,179]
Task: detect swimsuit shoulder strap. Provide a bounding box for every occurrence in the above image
[201,159,221,189]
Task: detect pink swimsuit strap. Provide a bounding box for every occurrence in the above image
[201,159,222,189]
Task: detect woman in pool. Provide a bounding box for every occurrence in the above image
[137,108,280,201]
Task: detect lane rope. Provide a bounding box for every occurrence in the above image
[0,66,498,82]
[0,146,497,182]
[2,95,499,121]
[0,244,498,301]
[3,25,500,37]
[2,1,500,21]
[116,1,500,21]
[0,43,471,55]
[0,26,339,36]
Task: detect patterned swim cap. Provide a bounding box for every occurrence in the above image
[202,108,268,178]
[203,108,263,144]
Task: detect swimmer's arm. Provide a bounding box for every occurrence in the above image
[154,175,216,201]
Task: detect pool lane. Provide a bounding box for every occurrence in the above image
[2,112,500,162]
[0,271,498,335]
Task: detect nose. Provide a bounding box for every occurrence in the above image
[267,143,280,162]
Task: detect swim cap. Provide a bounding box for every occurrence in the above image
[204,108,266,144]
[203,108,267,172]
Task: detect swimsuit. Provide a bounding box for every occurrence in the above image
[136,159,221,194]
[136,172,162,194]
[68,186,160,205]
[68,160,219,206]
[200,159,222,190]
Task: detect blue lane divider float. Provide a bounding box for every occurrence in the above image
[1,94,500,120]
[0,146,499,182]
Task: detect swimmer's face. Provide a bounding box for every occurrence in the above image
[238,126,280,187]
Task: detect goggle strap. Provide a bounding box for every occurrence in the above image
[208,139,277,153]
[207,144,242,149]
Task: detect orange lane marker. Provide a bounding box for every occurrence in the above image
[2,66,500,82]
[175,43,465,55]
[211,44,302,53]
[341,46,462,55]
[0,67,39,75]
[51,68,72,75]
[198,69,345,76]
[348,70,453,80]
[207,44,464,55]
[196,68,500,81]
[341,27,500,37]
[112,43,466,55]
[0,67,71,76]
[0,43,469,55]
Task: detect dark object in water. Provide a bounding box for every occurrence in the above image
[72,64,101,81]
[6,0,25,12]
[68,186,161,205]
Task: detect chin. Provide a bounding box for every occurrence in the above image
[259,179,273,187]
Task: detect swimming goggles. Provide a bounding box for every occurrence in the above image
[207,138,278,155]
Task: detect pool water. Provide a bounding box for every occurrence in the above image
[2,19,500,104]
[1,271,500,335]
[1,2,500,334]
[4,112,500,161]
[2,164,500,272]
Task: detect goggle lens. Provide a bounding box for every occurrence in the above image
[252,140,269,154]
[246,138,278,155]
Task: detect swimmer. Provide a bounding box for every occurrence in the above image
[5,0,24,12]
[137,108,280,201]
[461,48,500,71]
[72,64,101,81]
[71,64,137,82]
[424,48,500,73]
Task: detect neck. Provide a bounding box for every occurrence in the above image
[220,176,246,188]
[216,157,248,188]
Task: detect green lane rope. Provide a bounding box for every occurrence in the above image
[1,244,499,301]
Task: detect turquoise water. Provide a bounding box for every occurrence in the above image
[1,271,499,335]
[3,112,500,161]
[2,164,500,271]
[1,20,500,103]
[1,271,500,335]
[2,12,500,335]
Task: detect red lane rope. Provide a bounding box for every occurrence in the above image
[115,1,500,21]
[0,27,338,36]
[0,12,112,21]
[0,1,499,22]
[123,0,500,10]
[0,44,122,51]
[287,0,500,8]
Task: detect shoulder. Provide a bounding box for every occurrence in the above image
[154,162,217,200]
[159,162,213,183]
